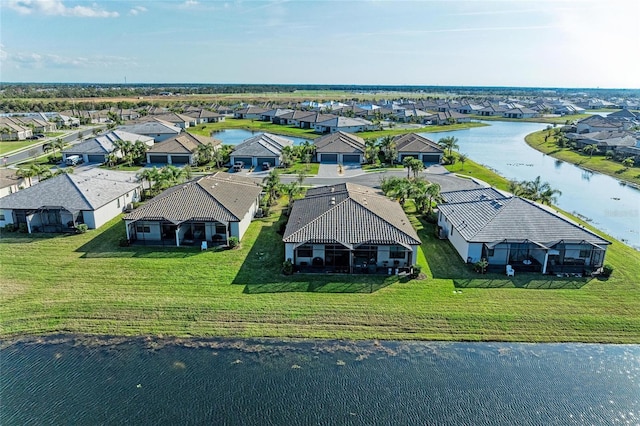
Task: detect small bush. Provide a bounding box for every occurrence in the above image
[228,236,240,249]
[75,224,88,234]
[601,264,614,277]
[3,224,17,232]
[282,258,293,275]
[119,238,130,247]
[18,223,28,233]
[410,264,422,279]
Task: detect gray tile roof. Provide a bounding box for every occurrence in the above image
[231,133,293,158]
[393,133,443,153]
[441,187,510,204]
[123,172,262,223]
[63,130,154,155]
[0,170,140,211]
[147,132,221,154]
[315,116,373,127]
[283,183,421,247]
[117,120,181,136]
[437,196,610,246]
[314,131,365,154]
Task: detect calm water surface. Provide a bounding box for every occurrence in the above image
[1,337,638,425]
[421,121,640,249]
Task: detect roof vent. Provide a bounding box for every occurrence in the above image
[330,187,335,193]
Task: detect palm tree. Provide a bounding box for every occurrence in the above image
[132,140,149,165]
[50,138,65,162]
[583,144,598,158]
[379,135,397,166]
[196,143,214,166]
[403,156,424,179]
[280,146,295,168]
[458,153,468,170]
[622,157,635,169]
[16,167,37,186]
[137,167,160,191]
[29,164,52,182]
[538,186,562,205]
[438,136,459,156]
[508,179,526,196]
[279,181,304,214]
[381,176,412,206]
[424,182,442,214]
[364,138,379,164]
[262,169,281,206]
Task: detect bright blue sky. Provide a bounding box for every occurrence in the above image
[1,0,639,88]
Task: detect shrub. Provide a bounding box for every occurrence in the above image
[410,264,422,279]
[75,224,88,234]
[601,264,614,277]
[282,258,293,275]
[474,258,489,274]
[3,224,16,232]
[18,223,28,233]
[119,238,130,247]
[228,236,240,249]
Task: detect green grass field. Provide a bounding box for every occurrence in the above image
[0,140,40,155]
[525,130,640,187]
[1,195,638,342]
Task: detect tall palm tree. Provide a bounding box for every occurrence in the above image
[262,169,281,206]
[379,135,397,166]
[424,182,442,214]
[381,176,412,206]
[279,181,304,214]
[196,143,214,166]
[438,136,459,156]
[583,144,598,158]
[538,186,562,205]
[16,167,37,186]
[50,138,65,162]
[137,167,160,191]
[458,153,468,170]
[364,138,379,164]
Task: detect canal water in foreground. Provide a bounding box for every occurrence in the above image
[1,336,638,425]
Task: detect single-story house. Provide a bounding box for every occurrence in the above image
[394,133,444,164]
[62,130,154,164]
[436,188,610,275]
[314,116,375,134]
[146,133,221,165]
[393,108,431,123]
[477,105,508,117]
[297,112,337,129]
[0,169,141,232]
[576,115,630,134]
[230,133,294,169]
[283,183,421,273]
[0,168,31,198]
[184,109,226,124]
[502,108,538,119]
[117,120,182,142]
[424,110,470,125]
[140,113,195,129]
[278,110,317,127]
[234,107,268,120]
[0,118,32,141]
[123,172,262,247]
[314,131,365,164]
[260,108,294,124]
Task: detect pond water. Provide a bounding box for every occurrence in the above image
[420,121,640,249]
[1,337,638,425]
[211,129,311,146]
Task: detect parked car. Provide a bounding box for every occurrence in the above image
[65,155,83,166]
[262,162,271,171]
[232,161,244,172]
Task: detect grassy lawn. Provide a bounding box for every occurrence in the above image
[470,114,592,125]
[525,130,640,187]
[359,122,487,139]
[0,140,40,155]
[1,194,639,342]
[278,162,319,175]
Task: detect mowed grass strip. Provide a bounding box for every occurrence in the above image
[1,203,639,342]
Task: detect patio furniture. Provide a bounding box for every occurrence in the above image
[506,265,515,277]
[201,241,208,251]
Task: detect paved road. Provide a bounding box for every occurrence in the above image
[2,125,106,166]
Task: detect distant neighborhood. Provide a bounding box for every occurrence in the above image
[1,91,638,280]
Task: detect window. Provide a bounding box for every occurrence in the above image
[579,249,590,258]
[389,246,405,259]
[296,245,312,258]
[486,248,495,257]
[215,223,226,234]
[0,212,4,221]
[136,224,150,233]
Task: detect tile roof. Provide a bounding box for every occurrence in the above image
[441,187,510,204]
[117,120,181,136]
[0,170,140,211]
[231,133,293,157]
[393,133,443,153]
[313,131,365,154]
[283,183,421,247]
[63,130,154,155]
[147,132,221,154]
[123,172,262,223]
[438,196,610,246]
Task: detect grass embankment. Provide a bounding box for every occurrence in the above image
[1,194,639,342]
[0,140,39,155]
[525,130,640,187]
[470,114,592,125]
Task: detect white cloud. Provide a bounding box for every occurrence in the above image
[4,48,133,69]
[129,5,147,16]
[7,0,119,18]
[182,0,199,7]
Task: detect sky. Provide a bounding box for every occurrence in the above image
[1,0,639,88]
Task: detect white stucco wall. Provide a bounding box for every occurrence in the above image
[0,209,12,227]
[90,187,141,229]
[236,198,259,240]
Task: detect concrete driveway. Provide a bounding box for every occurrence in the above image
[317,163,364,178]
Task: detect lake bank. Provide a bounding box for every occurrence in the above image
[1,175,639,343]
[524,129,640,187]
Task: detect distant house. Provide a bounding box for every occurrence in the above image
[260,108,294,124]
[141,113,195,129]
[394,133,444,164]
[234,106,268,119]
[502,108,538,119]
[477,105,508,117]
[314,131,365,164]
[607,109,639,120]
[62,130,154,164]
[117,120,182,142]
[123,172,262,247]
[0,119,32,141]
[297,112,337,129]
[0,168,31,199]
[184,109,226,124]
[572,130,638,152]
[283,183,421,273]
[456,103,484,114]
[146,132,221,165]
[576,115,631,133]
[278,110,316,127]
[0,169,141,232]
[393,108,431,123]
[314,116,375,134]
[230,133,294,169]
[436,188,610,274]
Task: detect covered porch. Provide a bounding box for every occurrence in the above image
[14,206,83,233]
[482,239,608,275]
[291,241,415,274]
[125,217,231,247]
